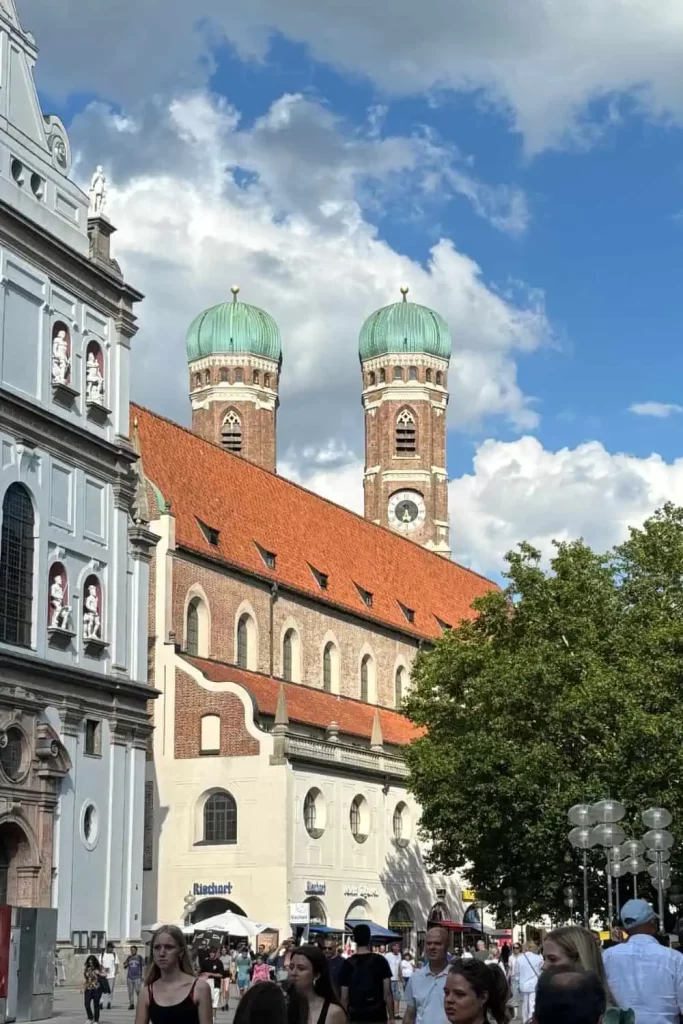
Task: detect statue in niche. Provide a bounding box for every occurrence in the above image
[86,351,105,404]
[89,166,107,216]
[51,329,70,386]
[50,574,71,630]
[83,584,102,641]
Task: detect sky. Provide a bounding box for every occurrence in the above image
[16,0,683,580]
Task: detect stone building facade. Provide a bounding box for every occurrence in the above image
[137,279,494,944]
[0,0,155,980]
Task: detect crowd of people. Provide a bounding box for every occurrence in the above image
[80,897,683,1024]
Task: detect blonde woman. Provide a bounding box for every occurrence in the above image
[135,925,212,1024]
[542,926,634,1024]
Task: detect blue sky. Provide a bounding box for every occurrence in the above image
[20,0,683,575]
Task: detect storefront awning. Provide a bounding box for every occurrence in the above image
[346,919,401,940]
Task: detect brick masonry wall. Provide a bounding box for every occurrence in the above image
[191,401,276,473]
[174,669,260,758]
[171,556,418,707]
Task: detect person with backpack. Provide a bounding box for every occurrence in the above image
[339,924,393,1024]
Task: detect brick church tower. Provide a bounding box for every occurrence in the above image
[187,287,281,472]
[360,287,452,557]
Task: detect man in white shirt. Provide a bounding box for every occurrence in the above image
[403,927,449,1024]
[604,898,683,1024]
[101,942,119,1010]
[384,943,403,1017]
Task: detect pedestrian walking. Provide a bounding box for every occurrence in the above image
[125,945,145,1009]
[603,898,683,1024]
[289,946,346,1024]
[200,947,227,1020]
[534,966,606,1024]
[234,946,253,1000]
[250,955,274,986]
[399,953,414,994]
[102,942,120,1009]
[514,942,541,1023]
[323,940,346,991]
[339,924,394,1023]
[402,926,450,1024]
[84,955,107,1024]
[384,944,402,1018]
[443,960,508,1024]
[134,925,212,1024]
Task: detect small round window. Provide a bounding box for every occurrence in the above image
[350,795,369,844]
[82,802,99,849]
[0,728,25,782]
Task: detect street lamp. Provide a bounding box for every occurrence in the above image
[621,840,646,899]
[503,887,516,944]
[642,807,674,932]
[568,806,597,929]
[591,801,626,928]
[564,885,578,924]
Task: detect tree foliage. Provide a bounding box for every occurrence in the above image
[404,503,683,923]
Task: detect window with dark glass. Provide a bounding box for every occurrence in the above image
[204,369,211,384]
[393,804,404,841]
[409,366,418,380]
[0,483,35,648]
[220,367,229,382]
[186,598,200,655]
[323,643,333,692]
[253,369,260,384]
[395,667,405,707]
[360,655,370,702]
[355,584,373,608]
[0,727,24,781]
[84,719,102,757]
[368,372,376,386]
[436,371,443,386]
[264,373,271,388]
[304,792,317,834]
[237,615,249,669]
[393,365,403,381]
[426,368,432,383]
[203,791,237,844]
[379,368,386,383]
[235,368,244,383]
[283,629,294,681]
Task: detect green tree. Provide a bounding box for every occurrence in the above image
[404,503,683,923]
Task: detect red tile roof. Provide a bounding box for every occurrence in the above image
[183,655,423,746]
[133,404,496,640]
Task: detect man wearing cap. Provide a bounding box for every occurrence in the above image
[603,898,683,1024]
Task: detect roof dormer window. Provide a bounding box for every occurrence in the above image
[309,565,329,590]
[255,542,276,570]
[197,518,220,546]
[355,583,373,608]
[398,601,415,624]
[435,616,452,632]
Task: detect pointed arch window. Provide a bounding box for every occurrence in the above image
[237,614,249,669]
[222,411,242,453]
[186,598,200,656]
[360,655,371,702]
[323,643,333,692]
[395,666,406,708]
[396,409,417,454]
[283,628,294,681]
[0,484,35,648]
[203,791,237,844]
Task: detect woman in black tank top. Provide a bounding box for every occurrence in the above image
[289,947,346,1024]
[134,926,212,1024]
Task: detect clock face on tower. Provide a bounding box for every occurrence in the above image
[388,490,427,533]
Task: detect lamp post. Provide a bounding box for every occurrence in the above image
[591,800,627,928]
[621,840,645,899]
[568,804,597,928]
[503,887,516,944]
[564,885,578,924]
[642,807,674,934]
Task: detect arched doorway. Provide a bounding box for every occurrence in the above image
[345,898,372,923]
[0,818,40,907]
[388,901,414,950]
[305,897,327,926]
[191,897,246,924]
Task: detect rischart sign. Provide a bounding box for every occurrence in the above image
[193,882,233,896]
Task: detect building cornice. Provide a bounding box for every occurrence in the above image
[0,647,159,706]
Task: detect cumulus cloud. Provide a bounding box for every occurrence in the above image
[629,401,683,418]
[20,0,683,152]
[449,437,683,576]
[67,90,548,457]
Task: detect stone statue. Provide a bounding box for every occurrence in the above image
[51,329,70,386]
[50,574,71,630]
[83,584,101,641]
[89,166,107,216]
[86,351,105,404]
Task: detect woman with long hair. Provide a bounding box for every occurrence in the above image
[542,927,633,1024]
[83,955,106,1024]
[289,946,346,1024]
[134,925,212,1024]
[234,982,307,1024]
[444,959,510,1024]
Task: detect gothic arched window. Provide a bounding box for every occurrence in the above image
[426,368,433,383]
[379,368,386,383]
[393,365,403,381]
[204,369,211,384]
[283,628,295,681]
[409,366,418,380]
[395,666,406,707]
[186,598,200,656]
[253,369,260,384]
[264,373,271,388]
[203,791,237,844]
[237,614,249,669]
[396,409,417,454]
[0,484,35,647]
[436,371,443,386]
[360,654,371,702]
[222,411,242,453]
[323,642,333,692]
[368,371,376,386]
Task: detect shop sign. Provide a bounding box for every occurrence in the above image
[306,881,326,895]
[462,889,476,902]
[290,903,311,925]
[343,885,379,899]
[193,882,234,896]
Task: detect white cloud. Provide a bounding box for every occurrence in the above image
[629,401,683,418]
[67,90,548,456]
[19,0,683,152]
[449,436,683,576]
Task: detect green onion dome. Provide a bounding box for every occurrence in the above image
[359,286,451,362]
[186,287,282,362]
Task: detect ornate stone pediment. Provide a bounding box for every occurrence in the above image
[35,723,71,777]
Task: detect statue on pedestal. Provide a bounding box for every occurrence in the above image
[86,351,105,404]
[83,584,102,641]
[89,166,107,216]
[50,574,71,630]
[51,329,70,386]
